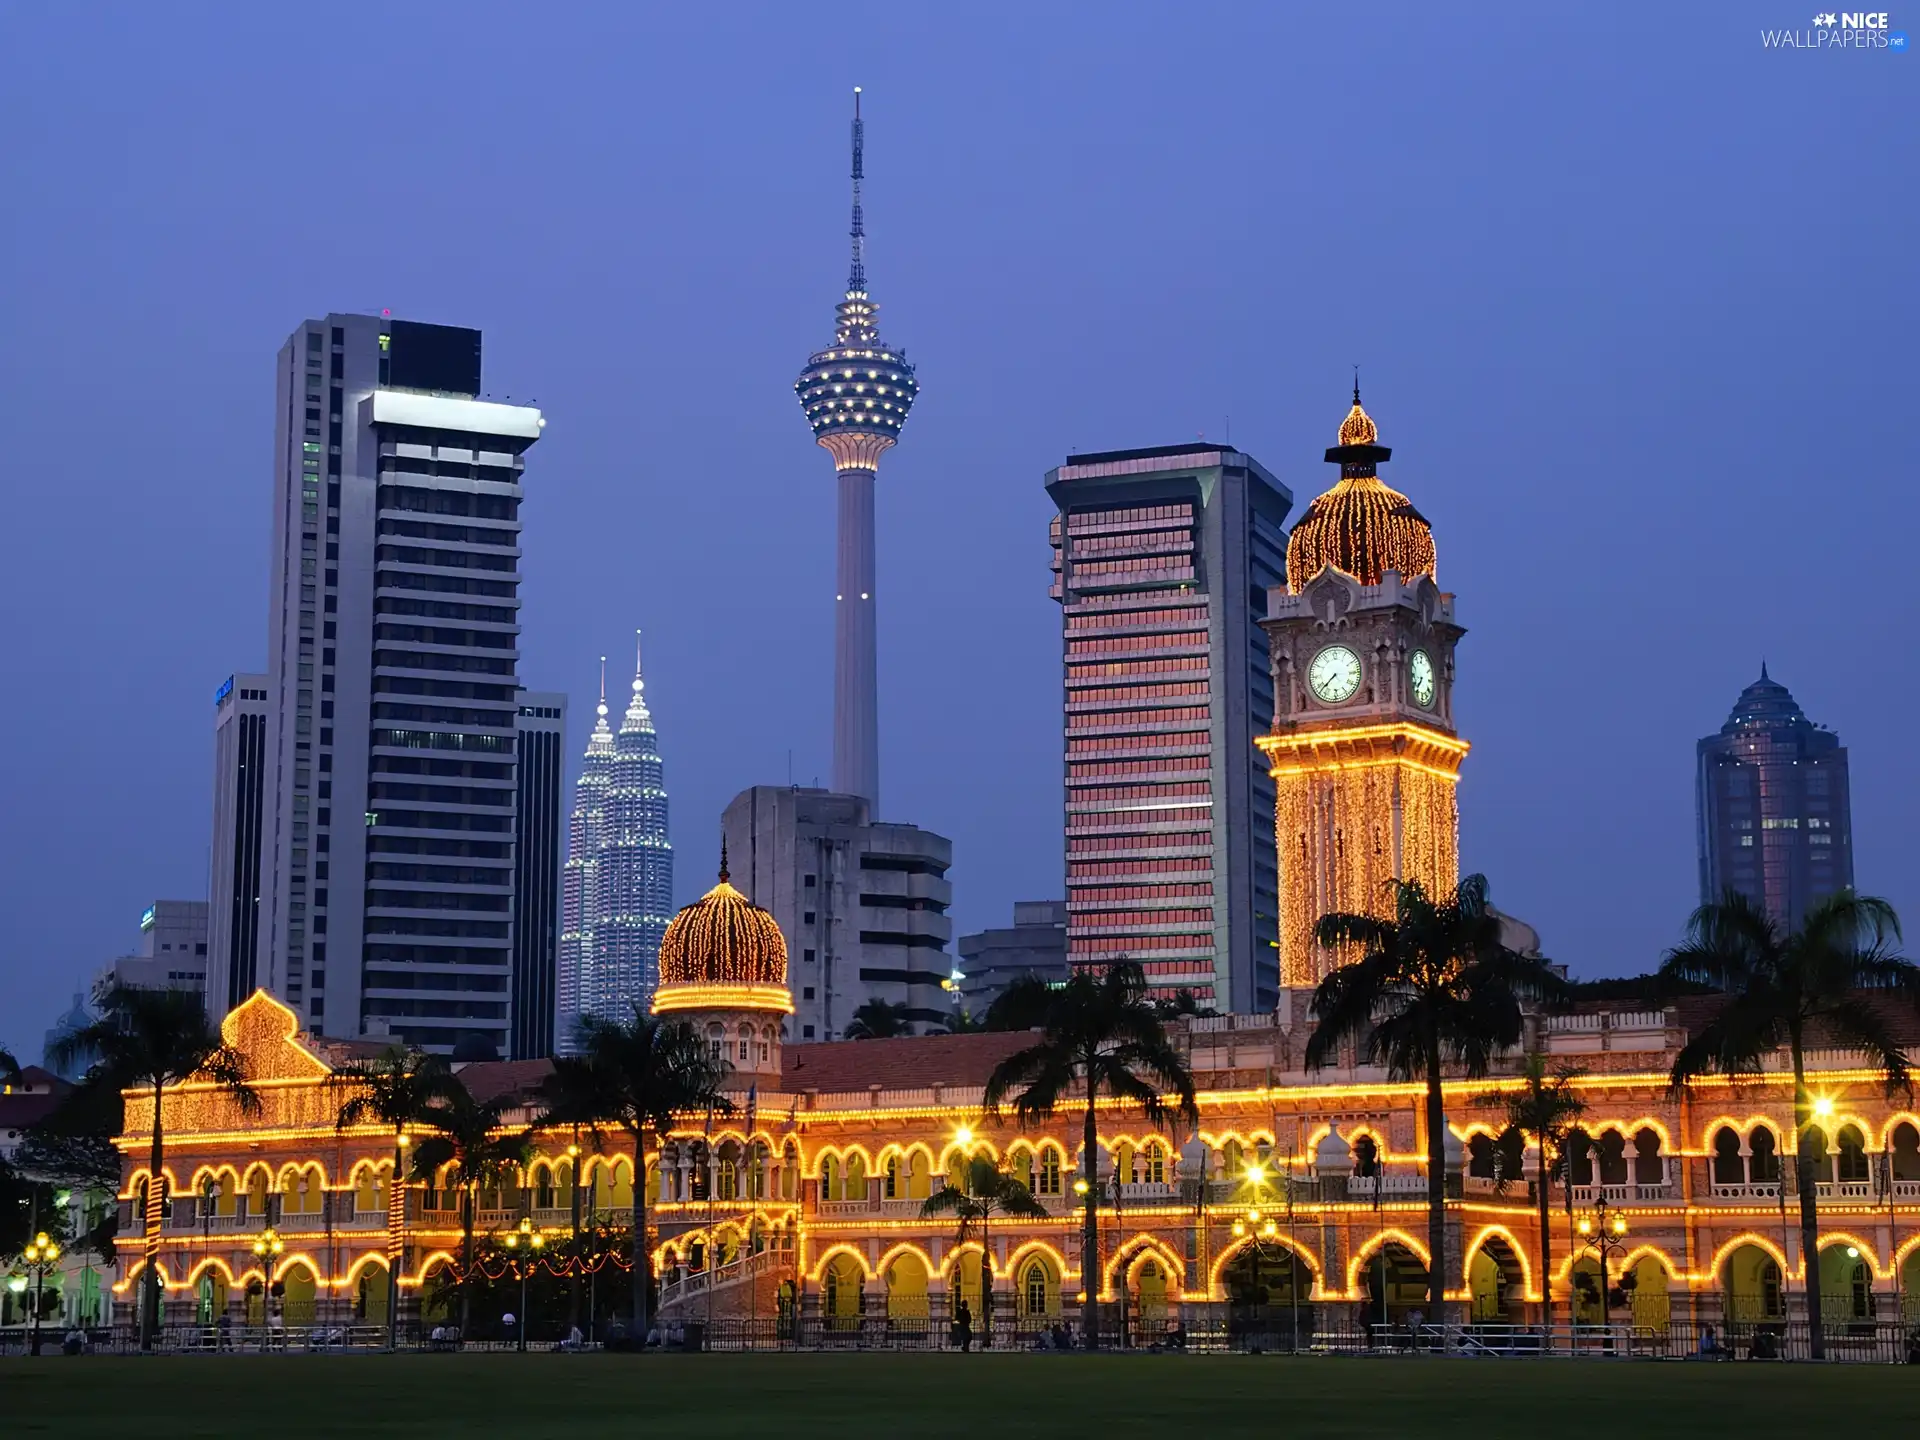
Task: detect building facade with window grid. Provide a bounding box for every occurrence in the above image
[1046,445,1292,1013]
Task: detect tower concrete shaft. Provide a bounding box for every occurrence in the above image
[833,459,881,809]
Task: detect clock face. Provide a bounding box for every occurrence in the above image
[1307,644,1362,704]
[1409,650,1436,709]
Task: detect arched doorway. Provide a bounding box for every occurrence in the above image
[1819,1242,1874,1331]
[821,1253,864,1331]
[1569,1257,1605,1326]
[1721,1243,1785,1330]
[280,1263,318,1328]
[1627,1255,1670,1333]
[1014,1254,1061,1337]
[195,1269,229,1327]
[885,1252,930,1332]
[1467,1235,1525,1324]
[1223,1242,1311,1347]
[1130,1255,1171,1343]
[948,1249,984,1330]
[1361,1241,1430,1338]
[354,1263,390,1327]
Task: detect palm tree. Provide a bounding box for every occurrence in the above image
[409,1085,530,1337]
[1478,1053,1586,1331]
[844,999,913,1040]
[983,961,1197,1349]
[48,983,258,1349]
[1306,875,1568,1329]
[572,1009,733,1340]
[331,1048,460,1348]
[0,1045,20,1086]
[922,1153,1048,1347]
[1151,989,1214,1021]
[1662,888,1916,1360]
[534,1054,624,1332]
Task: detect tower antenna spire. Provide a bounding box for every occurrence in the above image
[848,86,866,294]
[1353,364,1361,405]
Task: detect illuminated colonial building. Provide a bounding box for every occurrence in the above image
[112,973,1920,1342]
[1258,389,1465,990]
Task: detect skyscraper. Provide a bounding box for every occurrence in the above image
[1257,389,1466,992]
[557,642,673,1047]
[260,314,543,1054]
[723,786,953,1040]
[206,672,268,1018]
[511,691,566,1060]
[1697,667,1853,928]
[1047,443,1292,1013]
[794,88,920,813]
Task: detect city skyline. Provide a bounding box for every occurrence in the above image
[1,7,1914,1046]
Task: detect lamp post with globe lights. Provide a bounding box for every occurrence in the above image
[503,1217,547,1351]
[15,1231,62,1355]
[1574,1198,1630,1343]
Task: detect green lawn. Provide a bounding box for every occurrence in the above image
[7,1353,1913,1438]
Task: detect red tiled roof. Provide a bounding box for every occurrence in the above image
[456,1059,555,1106]
[0,1067,72,1132]
[780,1030,1038,1094]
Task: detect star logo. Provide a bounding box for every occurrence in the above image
[1813,11,1837,23]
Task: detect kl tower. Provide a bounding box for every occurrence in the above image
[794,87,920,814]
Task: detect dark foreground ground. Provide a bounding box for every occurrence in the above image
[6,1352,1912,1438]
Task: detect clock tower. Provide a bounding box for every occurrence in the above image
[1256,387,1467,990]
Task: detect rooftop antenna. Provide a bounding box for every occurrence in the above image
[848,87,866,293]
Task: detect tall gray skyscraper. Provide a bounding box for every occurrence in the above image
[260,314,543,1054]
[794,89,920,813]
[723,785,952,1040]
[1046,443,1293,1013]
[512,691,566,1060]
[1697,666,1854,929]
[206,672,268,1017]
[557,642,672,1047]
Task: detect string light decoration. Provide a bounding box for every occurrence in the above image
[651,848,794,1015]
[1285,388,1436,590]
[1257,722,1466,988]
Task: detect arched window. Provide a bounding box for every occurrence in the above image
[717,1157,738,1202]
[1836,1125,1870,1183]
[1567,1130,1594,1187]
[883,1155,900,1199]
[1749,1126,1781,1183]
[1891,1122,1920,1181]
[821,1154,841,1199]
[1353,1135,1380,1179]
[1009,1148,1034,1192]
[1804,1127,1834,1184]
[1114,1141,1137,1185]
[706,1022,724,1061]
[1712,1127,1745,1185]
[534,1164,556,1210]
[1596,1131,1629,1186]
[1222,1140,1243,1180]
[1496,1130,1524,1184]
[1142,1141,1166,1185]
[1632,1128,1664,1185]
[1467,1134,1496,1180]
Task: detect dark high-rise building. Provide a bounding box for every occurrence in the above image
[1697,666,1854,928]
[207,672,268,1017]
[1046,444,1292,1013]
[511,692,566,1060]
[260,313,544,1053]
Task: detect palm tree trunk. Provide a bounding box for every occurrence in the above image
[1081,1092,1099,1350]
[1423,1051,1448,1332]
[631,1126,651,1340]
[568,1128,582,1335]
[459,1185,475,1336]
[386,1136,405,1351]
[1792,1051,1825,1360]
[1536,1142,1552,1341]
[980,1204,992,1349]
[142,1077,165,1351]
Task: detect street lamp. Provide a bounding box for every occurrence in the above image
[18,1231,62,1356]
[503,1217,547,1351]
[251,1226,284,1343]
[1574,1199,1630,1340]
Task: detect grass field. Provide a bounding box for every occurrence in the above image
[7,1352,1913,1438]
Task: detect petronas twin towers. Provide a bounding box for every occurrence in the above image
[556,637,673,1049]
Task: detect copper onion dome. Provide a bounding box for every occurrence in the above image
[1285,384,1436,590]
[653,845,791,1011]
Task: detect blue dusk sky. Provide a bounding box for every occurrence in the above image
[0,5,1912,1048]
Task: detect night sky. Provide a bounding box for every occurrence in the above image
[1,5,1912,1051]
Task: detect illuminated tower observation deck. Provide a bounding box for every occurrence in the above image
[794,87,920,813]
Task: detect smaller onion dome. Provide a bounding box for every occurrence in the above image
[1285,383,1437,590]
[652,844,793,1016]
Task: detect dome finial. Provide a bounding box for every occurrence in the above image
[719,833,730,884]
[1760,659,1770,682]
[1353,364,1361,407]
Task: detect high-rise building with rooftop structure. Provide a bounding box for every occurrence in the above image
[206,672,268,1018]
[1046,444,1292,1013]
[259,313,543,1054]
[1697,667,1853,928]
